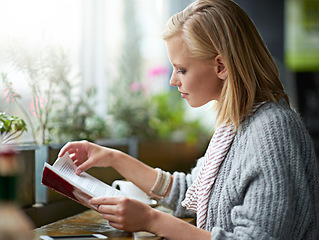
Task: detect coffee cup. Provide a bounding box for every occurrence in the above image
[112,180,156,205]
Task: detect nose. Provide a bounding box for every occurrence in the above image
[169,72,180,87]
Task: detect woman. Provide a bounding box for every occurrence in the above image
[59,0,319,239]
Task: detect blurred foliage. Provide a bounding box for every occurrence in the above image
[110,92,156,140]
[110,89,210,144]
[1,0,210,146]
[0,112,27,144]
[108,0,153,140]
[1,73,37,142]
[48,85,110,144]
[2,39,110,145]
[6,39,72,144]
[108,0,209,144]
[149,91,209,144]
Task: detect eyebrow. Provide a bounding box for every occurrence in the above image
[172,63,186,68]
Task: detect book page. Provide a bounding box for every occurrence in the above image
[52,153,124,198]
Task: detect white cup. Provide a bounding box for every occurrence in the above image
[112,180,156,205]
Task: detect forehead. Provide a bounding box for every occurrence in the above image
[166,36,215,70]
[166,36,192,66]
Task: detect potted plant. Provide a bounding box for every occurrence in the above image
[0,112,34,208]
[2,37,114,205]
[138,91,211,172]
[0,112,27,145]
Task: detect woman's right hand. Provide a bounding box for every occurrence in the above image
[58,140,119,175]
[59,141,160,197]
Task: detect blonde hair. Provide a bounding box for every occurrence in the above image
[162,0,289,129]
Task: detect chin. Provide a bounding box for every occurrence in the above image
[187,99,212,108]
[187,101,204,108]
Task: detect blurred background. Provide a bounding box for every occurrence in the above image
[0,0,318,228]
[0,0,318,153]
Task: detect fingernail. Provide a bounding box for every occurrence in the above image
[58,151,65,157]
[76,169,82,175]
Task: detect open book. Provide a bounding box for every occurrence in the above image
[41,152,125,211]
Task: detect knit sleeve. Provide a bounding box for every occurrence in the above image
[209,102,319,239]
[158,157,205,218]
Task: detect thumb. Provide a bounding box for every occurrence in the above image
[75,159,93,175]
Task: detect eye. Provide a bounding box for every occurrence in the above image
[177,68,186,74]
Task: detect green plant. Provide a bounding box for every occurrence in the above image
[1,73,37,142]
[149,91,210,144]
[108,0,154,140]
[2,39,110,145]
[6,40,70,144]
[110,92,156,140]
[0,112,27,144]
[110,88,211,143]
[48,85,110,144]
[106,0,209,142]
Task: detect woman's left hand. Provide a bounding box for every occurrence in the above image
[89,196,154,232]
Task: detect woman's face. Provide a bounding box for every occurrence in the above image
[166,36,225,108]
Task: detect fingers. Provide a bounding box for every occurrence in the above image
[58,141,91,174]
[90,197,152,232]
[90,197,129,216]
[107,220,126,230]
[90,196,124,206]
[58,142,77,157]
[75,158,94,175]
[90,197,130,230]
[58,140,88,157]
[91,197,124,222]
[101,213,119,223]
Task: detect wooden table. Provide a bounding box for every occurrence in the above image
[34,209,195,240]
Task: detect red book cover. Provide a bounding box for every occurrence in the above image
[41,153,124,210]
[41,162,98,210]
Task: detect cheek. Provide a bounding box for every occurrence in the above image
[198,76,223,100]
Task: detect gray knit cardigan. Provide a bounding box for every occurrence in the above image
[159,100,319,239]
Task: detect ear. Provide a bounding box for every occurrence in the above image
[214,55,228,80]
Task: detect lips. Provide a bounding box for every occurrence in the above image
[179,91,189,99]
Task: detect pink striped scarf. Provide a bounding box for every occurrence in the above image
[181,102,265,229]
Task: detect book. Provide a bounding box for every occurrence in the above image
[41,152,124,211]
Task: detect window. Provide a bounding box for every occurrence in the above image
[0,0,213,144]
